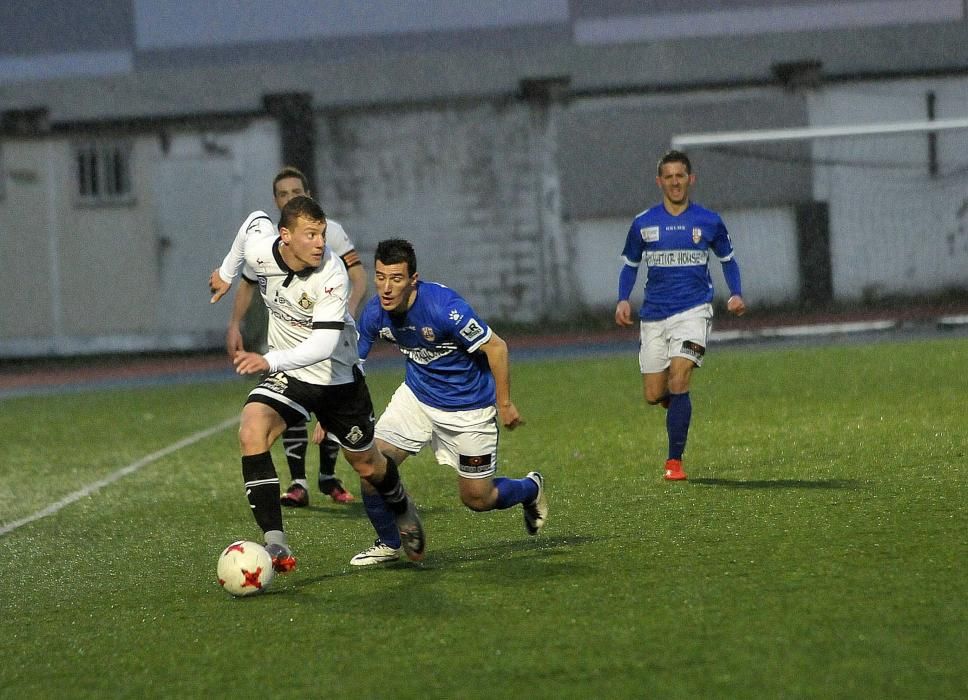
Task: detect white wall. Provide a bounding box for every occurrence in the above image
[808,77,968,299]
[0,119,280,356]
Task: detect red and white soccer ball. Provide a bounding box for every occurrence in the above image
[216,540,274,597]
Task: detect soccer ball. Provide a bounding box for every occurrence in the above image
[216,540,274,597]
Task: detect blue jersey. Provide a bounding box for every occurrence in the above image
[357,281,495,411]
[621,202,737,321]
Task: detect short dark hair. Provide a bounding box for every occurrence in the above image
[279,195,325,231]
[273,166,310,195]
[657,149,692,176]
[375,238,417,276]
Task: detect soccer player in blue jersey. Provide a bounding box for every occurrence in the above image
[345,238,548,565]
[615,150,746,481]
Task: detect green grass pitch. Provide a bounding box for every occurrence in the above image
[0,337,965,698]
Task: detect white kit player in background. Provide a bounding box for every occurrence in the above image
[208,196,426,570]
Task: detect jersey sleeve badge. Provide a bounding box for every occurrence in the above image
[642,226,660,242]
[459,318,486,343]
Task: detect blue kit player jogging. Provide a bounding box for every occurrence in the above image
[616,150,746,481]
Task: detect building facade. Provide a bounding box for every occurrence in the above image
[1,2,966,355]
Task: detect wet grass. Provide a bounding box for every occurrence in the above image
[0,338,965,698]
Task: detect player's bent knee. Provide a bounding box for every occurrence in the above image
[343,449,380,480]
[347,458,376,480]
[237,424,271,453]
[461,496,491,512]
[460,490,495,512]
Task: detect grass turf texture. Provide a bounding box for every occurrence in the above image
[0,338,965,698]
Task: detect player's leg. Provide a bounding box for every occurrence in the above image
[662,305,712,481]
[664,356,695,480]
[640,320,671,407]
[643,371,670,406]
[321,378,426,561]
[351,440,410,566]
[318,436,354,503]
[342,443,425,561]
[436,406,548,535]
[238,397,297,572]
[308,422,354,502]
[280,421,310,508]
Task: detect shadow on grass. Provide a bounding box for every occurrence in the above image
[691,477,861,489]
[287,534,605,592]
[286,502,452,521]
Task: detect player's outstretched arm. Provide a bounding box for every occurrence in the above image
[615,262,638,327]
[225,280,256,357]
[209,268,232,304]
[479,332,522,430]
[346,263,368,317]
[212,211,274,303]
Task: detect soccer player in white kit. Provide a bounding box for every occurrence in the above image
[223,167,363,507]
[209,197,425,569]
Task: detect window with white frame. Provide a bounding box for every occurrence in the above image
[74,140,133,204]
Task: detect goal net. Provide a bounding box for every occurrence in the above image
[671,118,968,311]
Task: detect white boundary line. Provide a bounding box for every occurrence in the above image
[0,417,237,537]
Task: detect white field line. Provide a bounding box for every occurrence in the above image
[0,416,237,537]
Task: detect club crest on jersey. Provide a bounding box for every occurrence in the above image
[257,276,267,295]
[297,292,314,310]
[422,327,435,342]
[641,226,660,242]
[692,227,702,245]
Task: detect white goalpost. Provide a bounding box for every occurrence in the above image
[671,117,968,148]
[669,117,968,307]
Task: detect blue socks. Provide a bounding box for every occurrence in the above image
[666,391,692,460]
[361,473,538,545]
[362,489,401,549]
[493,476,539,510]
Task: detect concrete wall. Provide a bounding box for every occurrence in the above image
[313,98,574,321]
[3,10,968,355]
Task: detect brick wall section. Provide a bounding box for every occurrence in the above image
[315,99,570,322]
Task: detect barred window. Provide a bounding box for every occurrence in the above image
[74,140,133,204]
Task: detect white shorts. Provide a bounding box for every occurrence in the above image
[638,303,713,374]
[375,383,498,479]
